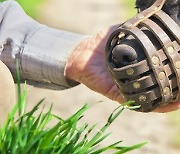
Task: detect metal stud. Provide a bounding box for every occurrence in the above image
[158,72,166,80]
[133,82,141,89]
[163,87,170,95]
[137,14,144,19]
[167,46,174,55]
[139,95,147,102]
[152,56,159,65]
[124,22,133,28]
[126,68,134,76]
[175,61,180,69]
[152,6,158,11]
[118,32,125,39]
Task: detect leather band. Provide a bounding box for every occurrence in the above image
[106,0,180,112]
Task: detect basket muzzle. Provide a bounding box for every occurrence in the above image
[106,0,180,112]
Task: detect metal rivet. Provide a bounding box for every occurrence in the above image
[139,95,147,102]
[152,6,158,11]
[126,68,134,75]
[133,82,141,89]
[125,22,133,28]
[175,61,180,69]
[163,87,170,95]
[137,14,144,19]
[158,72,166,80]
[152,56,159,65]
[118,33,125,39]
[167,46,174,55]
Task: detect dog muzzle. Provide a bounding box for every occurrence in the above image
[105,0,180,112]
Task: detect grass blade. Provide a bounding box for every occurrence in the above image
[115,142,148,154]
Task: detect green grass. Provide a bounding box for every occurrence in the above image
[0,61,147,153]
[0,89,146,153]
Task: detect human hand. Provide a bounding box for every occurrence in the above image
[65,26,180,113]
[65,26,124,102]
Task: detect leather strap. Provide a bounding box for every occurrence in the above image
[106,0,180,112]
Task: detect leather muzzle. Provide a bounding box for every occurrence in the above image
[106,0,180,112]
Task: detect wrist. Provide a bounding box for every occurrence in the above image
[65,36,92,83]
[65,57,77,82]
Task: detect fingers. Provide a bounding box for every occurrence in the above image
[154,102,180,113]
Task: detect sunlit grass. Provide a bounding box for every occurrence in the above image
[0,88,146,153]
[0,61,147,153]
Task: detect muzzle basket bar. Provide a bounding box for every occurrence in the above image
[106,0,180,112]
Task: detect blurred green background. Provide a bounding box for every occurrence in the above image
[0,0,46,17]
[16,0,45,17]
[0,0,136,18]
[0,0,179,153]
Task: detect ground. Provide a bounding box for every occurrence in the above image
[25,0,180,153]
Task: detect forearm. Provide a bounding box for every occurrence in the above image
[0,0,87,90]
